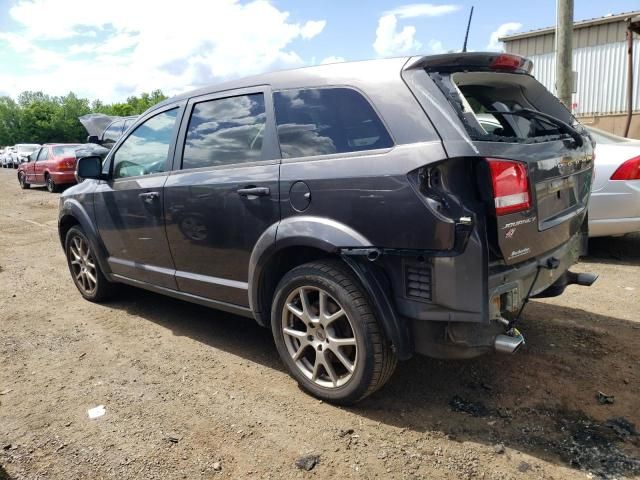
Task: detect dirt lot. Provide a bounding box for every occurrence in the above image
[0,168,639,480]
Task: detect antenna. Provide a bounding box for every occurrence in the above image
[462,6,474,52]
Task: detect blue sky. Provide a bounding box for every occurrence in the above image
[0,0,638,102]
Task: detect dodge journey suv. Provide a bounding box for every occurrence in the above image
[58,53,596,404]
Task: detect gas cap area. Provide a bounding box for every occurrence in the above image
[289,181,311,212]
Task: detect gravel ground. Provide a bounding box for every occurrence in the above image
[0,168,639,479]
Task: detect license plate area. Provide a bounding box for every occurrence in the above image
[536,174,583,230]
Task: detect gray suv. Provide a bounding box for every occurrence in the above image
[58,53,597,404]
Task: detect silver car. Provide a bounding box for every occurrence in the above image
[587,127,640,237]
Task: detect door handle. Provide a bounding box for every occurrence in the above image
[139,191,160,203]
[237,186,270,197]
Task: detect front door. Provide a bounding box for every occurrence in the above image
[94,105,184,289]
[164,88,280,306]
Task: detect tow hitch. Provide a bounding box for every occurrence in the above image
[533,270,599,298]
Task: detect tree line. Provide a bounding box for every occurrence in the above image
[0,90,168,146]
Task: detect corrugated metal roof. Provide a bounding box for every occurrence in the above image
[528,39,640,115]
[500,10,640,42]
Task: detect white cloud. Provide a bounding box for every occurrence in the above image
[426,39,445,54]
[487,22,522,51]
[385,3,460,18]
[0,0,326,102]
[373,3,458,56]
[320,56,345,65]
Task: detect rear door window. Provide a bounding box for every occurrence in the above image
[273,87,393,159]
[181,94,267,169]
[36,147,49,162]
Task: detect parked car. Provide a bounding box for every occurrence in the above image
[584,126,640,237]
[0,147,11,167]
[79,114,138,149]
[59,53,597,404]
[18,143,82,192]
[10,144,41,168]
[1,146,15,167]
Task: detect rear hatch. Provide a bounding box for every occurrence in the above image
[406,53,594,264]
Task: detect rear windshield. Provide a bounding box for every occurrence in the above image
[432,71,577,144]
[53,145,81,157]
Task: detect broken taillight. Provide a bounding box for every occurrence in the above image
[610,155,640,180]
[487,158,531,215]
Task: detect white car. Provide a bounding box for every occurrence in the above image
[587,127,640,237]
[1,147,16,168]
[10,143,41,168]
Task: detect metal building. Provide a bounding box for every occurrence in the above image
[501,11,640,139]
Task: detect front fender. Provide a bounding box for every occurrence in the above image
[58,196,112,277]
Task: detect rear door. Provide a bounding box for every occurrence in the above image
[33,146,49,183]
[93,104,184,288]
[164,87,280,306]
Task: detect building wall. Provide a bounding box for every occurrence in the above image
[578,113,640,139]
[504,20,630,56]
[525,39,640,116]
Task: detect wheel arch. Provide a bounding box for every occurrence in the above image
[58,199,112,277]
[248,216,413,360]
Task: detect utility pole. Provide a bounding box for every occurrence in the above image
[556,0,574,108]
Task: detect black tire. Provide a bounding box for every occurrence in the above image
[65,226,115,302]
[271,260,397,405]
[45,174,58,193]
[18,172,30,189]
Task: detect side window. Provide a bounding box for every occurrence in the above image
[102,121,124,144]
[273,87,393,159]
[123,119,134,132]
[182,94,266,170]
[112,109,179,179]
[36,147,49,162]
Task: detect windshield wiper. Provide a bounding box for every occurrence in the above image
[487,108,583,147]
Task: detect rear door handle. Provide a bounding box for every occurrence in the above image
[237,186,270,197]
[139,191,160,203]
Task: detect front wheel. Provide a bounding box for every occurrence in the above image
[65,226,115,302]
[18,172,30,189]
[271,260,397,405]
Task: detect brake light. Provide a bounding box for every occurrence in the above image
[487,158,531,215]
[610,155,640,180]
[489,54,532,73]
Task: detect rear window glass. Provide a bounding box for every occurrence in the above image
[53,145,81,157]
[432,71,577,144]
[274,88,393,159]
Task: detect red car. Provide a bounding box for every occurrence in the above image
[18,144,82,192]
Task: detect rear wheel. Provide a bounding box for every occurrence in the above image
[18,172,30,189]
[65,226,114,302]
[45,174,58,193]
[271,260,396,405]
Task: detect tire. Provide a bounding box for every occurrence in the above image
[65,226,115,302]
[18,172,30,189]
[271,260,397,405]
[45,174,58,193]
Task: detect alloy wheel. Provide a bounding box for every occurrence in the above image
[69,235,98,295]
[281,286,358,388]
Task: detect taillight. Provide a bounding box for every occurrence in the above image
[489,54,532,73]
[487,158,531,215]
[610,156,640,180]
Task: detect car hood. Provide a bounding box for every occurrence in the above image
[78,113,117,137]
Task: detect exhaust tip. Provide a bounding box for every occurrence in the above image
[494,332,525,354]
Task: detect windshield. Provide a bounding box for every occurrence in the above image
[53,145,81,157]
[433,70,577,144]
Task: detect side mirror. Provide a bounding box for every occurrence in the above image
[26,154,33,162]
[87,135,100,144]
[76,156,104,180]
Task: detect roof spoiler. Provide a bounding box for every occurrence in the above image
[404,52,533,74]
